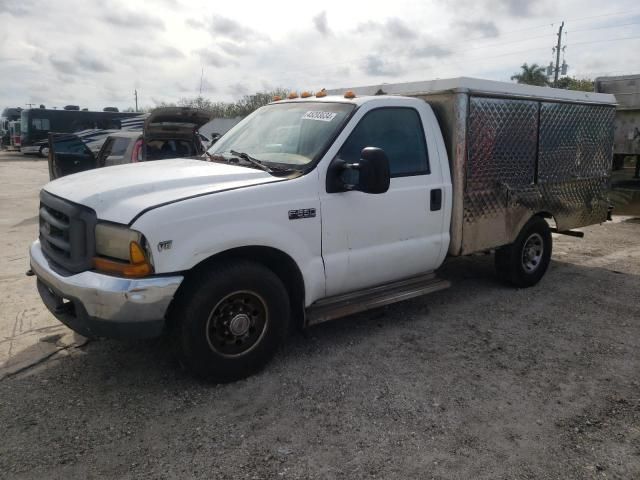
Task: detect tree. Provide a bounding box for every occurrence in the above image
[171,89,291,118]
[554,76,594,92]
[511,63,549,87]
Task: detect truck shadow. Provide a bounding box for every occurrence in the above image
[4,251,637,391]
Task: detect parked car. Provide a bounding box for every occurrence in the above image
[29,78,615,382]
[47,107,211,179]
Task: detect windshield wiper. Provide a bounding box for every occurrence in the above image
[229,150,291,174]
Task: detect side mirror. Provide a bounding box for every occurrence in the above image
[326,147,391,194]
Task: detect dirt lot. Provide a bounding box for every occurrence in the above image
[1,152,639,479]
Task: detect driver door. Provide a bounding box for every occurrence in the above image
[320,105,446,297]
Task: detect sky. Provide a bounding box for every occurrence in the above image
[1,0,639,111]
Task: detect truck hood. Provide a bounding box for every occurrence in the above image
[43,159,281,224]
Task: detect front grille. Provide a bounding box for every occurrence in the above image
[39,190,97,273]
[40,204,71,257]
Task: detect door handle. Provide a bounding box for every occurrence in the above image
[430,189,442,211]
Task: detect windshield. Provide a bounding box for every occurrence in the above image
[209,102,354,168]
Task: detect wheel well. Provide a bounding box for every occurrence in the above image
[180,246,306,331]
[534,211,557,229]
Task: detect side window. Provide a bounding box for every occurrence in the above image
[338,108,429,177]
[31,118,51,130]
[109,137,130,157]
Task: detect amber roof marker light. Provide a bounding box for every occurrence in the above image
[287,92,299,99]
[344,90,356,99]
[301,91,312,98]
[315,88,327,98]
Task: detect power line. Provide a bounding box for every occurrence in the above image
[570,34,640,46]
[568,20,640,34]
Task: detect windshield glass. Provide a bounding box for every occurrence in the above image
[209,102,354,168]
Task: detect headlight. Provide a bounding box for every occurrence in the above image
[95,223,142,260]
[94,223,154,277]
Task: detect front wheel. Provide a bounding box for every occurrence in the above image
[171,260,290,382]
[495,216,552,288]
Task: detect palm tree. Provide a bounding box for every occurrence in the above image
[510,63,549,87]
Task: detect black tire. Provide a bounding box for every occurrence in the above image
[495,216,552,288]
[171,260,290,382]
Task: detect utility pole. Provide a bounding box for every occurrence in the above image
[199,66,204,96]
[26,103,35,108]
[553,21,564,87]
[134,89,139,112]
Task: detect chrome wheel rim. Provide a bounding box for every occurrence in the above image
[522,233,544,273]
[205,291,268,357]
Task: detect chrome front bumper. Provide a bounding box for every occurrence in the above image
[29,240,183,339]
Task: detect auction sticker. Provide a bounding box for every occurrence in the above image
[302,111,337,122]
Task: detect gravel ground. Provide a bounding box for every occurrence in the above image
[0,154,639,479]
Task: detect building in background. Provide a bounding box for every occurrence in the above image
[595,75,640,178]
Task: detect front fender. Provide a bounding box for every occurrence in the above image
[131,176,326,305]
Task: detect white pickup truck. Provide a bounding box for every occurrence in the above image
[29,78,616,381]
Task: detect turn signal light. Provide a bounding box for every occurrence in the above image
[287,92,299,99]
[93,241,153,278]
[344,90,356,99]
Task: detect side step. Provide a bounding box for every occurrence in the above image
[306,273,451,326]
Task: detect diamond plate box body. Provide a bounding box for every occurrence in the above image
[420,91,615,256]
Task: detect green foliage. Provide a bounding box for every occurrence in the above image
[554,77,594,92]
[126,88,292,117]
[166,89,291,118]
[510,63,549,87]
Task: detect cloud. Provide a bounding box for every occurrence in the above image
[456,0,544,17]
[412,44,452,58]
[194,48,235,68]
[460,20,499,38]
[1,0,39,16]
[103,10,164,29]
[218,41,251,56]
[207,15,267,41]
[120,44,185,59]
[385,18,416,39]
[499,0,537,16]
[185,18,205,29]
[74,49,111,72]
[49,55,76,75]
[362,55,404,76]
[49,49,111,74]
[226,82,250,96]
[357,18,417,40]
[313,11,330,36]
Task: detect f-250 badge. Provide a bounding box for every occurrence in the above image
[288,208,316,220]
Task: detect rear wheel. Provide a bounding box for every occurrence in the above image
[171,260,290,382]
[495,216,552,288]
